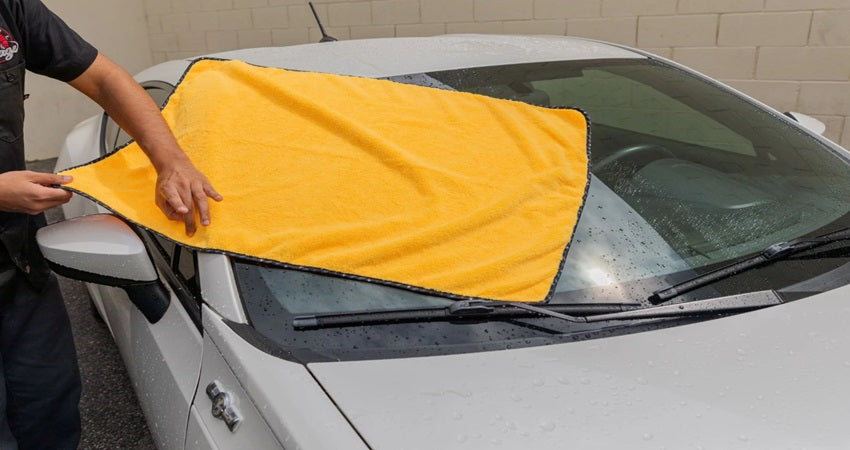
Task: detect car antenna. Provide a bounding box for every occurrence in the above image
[308,2,337,43]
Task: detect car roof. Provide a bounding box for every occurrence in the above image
[135,34,645,83]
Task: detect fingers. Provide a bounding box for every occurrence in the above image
[193,181,211,227]
[157,183,196,235]
[159,184,189,216]
[183,208,197,237]
[19,183,73,215]
[29,172,73,187]
[156,167,222,236]
[178,183,197,236]
[204,182,223,202]
[24,172,73,213]
[157,198,184,221]
[47,188,74,208]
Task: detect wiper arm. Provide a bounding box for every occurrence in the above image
[589,290,781,322]
[292,301,636,330]
[649,226,850,305]
[292,290,781,330]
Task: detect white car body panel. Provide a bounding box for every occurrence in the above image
[786,111,827,135]
[92,285,131,353]
[131,35,643,87]
[96,282,203,450]
[197,253,247,324]
[186,405,218,450]
[189,324,281,449]
[129,289,203,450]
[208,35,642,78]
[309,284,850,449]
[133,59,193,84]
[200,306,369,449]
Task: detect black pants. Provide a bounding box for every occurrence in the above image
[0,255,81,449]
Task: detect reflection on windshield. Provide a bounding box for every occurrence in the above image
[555,177,689,297]
[257,267,451,315]
[240,58,850,317]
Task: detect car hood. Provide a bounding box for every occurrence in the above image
[307,284,850,449]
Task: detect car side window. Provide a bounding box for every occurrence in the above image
[140,229,203,329]
[146,232,200,299]
[174,245,200,299]
[102,81,174,155]
[152,234,176,261]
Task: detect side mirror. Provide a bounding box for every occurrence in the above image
[784,111,826,136]
[36,214,170,323]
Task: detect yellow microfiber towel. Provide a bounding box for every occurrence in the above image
[61,58,590,302]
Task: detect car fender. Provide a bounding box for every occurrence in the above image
[196,305,367,449]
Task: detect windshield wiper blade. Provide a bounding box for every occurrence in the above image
[649,226,850,304]
[292,301,637,330]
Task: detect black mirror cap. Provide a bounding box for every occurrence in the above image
[122,282,171,324]
[47,260,170,323]
[47,259,143,287]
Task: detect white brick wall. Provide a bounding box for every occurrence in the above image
[26,0,153,161]
[141,1,850,147]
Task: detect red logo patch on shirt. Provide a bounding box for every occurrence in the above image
[0,28,19,63]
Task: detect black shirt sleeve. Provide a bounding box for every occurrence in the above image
[17,0,97,81]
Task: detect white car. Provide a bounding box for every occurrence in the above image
[38,35,850,449]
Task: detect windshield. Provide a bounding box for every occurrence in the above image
[232,58,850,361]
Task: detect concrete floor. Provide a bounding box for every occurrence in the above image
[58,277,156,450]
[30,159,155,450]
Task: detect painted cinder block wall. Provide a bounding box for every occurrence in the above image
[25,0,850,160]
[25,0,152,161]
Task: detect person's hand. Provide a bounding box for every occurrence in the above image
[155,158,222,236]
[0,171,73,214]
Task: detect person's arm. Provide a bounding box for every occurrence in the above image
[68,53,222,236]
